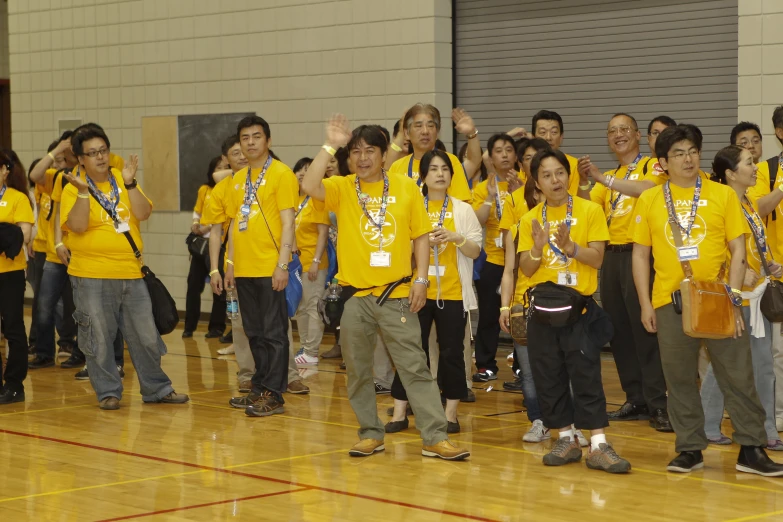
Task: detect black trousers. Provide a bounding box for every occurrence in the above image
[28,251,46,345]
[600,250,667,410]
[184,248,227,333]
[391,299,468,401]
[474,261,504,374]
[0,270,29,392]
[236,277,289,402]
[527,307,609,430]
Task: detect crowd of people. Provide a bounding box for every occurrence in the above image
[3,104,783,475]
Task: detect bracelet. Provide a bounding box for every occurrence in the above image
[55,242,65,249]
[606,176,615,189]
[48,152,56,162]
[529,251,542,261]
[390,143,402,152]
[414,277,430,287]
[580,182,592,191]
[283,243,293,249]
[482,201,493,206]
[77,192,89,199]
[467,129,479,140]
[569,243,579,258]
[731,288,742,295]
[322,144,336,156]
[499,306,511,312]
[312,258,321,264]
[209,269,219,276]
[455,235,467,248]
[226,259,234,266]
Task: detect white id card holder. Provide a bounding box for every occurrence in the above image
[114,221,130,234]
[238,217,248,232]
[678,246,699,262]
[428,265,446,276]
[370,251,391,267]
[558,271,577,286]
[494,236,503,248]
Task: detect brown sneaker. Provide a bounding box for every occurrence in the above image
[238,381,251,393]
[229,391,263,409]
[422,440,470,461]
[287,380,310,394]
[349,438,385,457]
[321,344,342,359]
[586,443,631,473]
[245,392,285,417]
[99,397,120,410]
[543,437,582,466]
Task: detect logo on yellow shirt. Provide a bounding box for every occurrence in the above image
[664,210,707,249]
[360,209,397,248]
[99,202,130,224]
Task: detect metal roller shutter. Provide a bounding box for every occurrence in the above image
[454,0,738,172]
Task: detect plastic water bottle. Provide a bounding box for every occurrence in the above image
[226,288,240,320]
[326,278,342,302]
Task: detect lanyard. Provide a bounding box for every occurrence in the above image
[424,194,449,227]
[542,195,573,264]
[296,195,310,218]
[742,196,767,255]
[425,195,449,311]
[355,170,390,250]
[408,157,424,187]
[493,184,503,221]
[0,184,6,203]
[241,156,273,215]
[607,153,642,226]
[86,173,120,223]
[663,176,702,241]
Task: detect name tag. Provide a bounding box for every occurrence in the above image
[370,251,391,267]
[558,271,578,286]
[114,221,130,234]
[238,217,248,232]
[678,246,699,261]
[428,265,446,276]
[494,236,503,248]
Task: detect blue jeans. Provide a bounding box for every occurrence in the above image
[71,276,174,402]
[514,342,542,422]
[36,261,77,359]
[701,306,780,441]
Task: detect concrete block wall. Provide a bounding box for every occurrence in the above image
[7,0,454,312]
[0,1,8,79]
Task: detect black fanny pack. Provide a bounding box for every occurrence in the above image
[320,276,412,327]
[529,281,588,328]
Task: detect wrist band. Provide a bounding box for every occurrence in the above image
[580,182,592,190]
[312,258,321,263]
[500,306,511,312]
[226,259,234,265]
[529,251,542,261]
[77,193,89,199]
[390,143,402,152]
[606,176,615,189]
[55,242,64,249]
[48,152,56,162]
[455,235,467,248]
[467,129,479,140]
[569,244,579,258]
[483,201,493,206]
[322,144,336,156]
[778,184,783,193]
[209,269,219,276]
[731,288,742,295]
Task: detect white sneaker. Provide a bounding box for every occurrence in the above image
[295,352,318,367]
[506,352,514,362]
[217,345,235,355]
[523,419,550,442]
[777,418,783,432]
[574,429,589,448]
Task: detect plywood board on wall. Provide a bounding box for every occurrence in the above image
[141,116,179,211]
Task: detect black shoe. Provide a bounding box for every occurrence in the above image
[205,329,224,339]
[117,366,125,379]
[447,420,460,434]
[461,389,476,403]
[650,408,674,432]
[57,344,73,356]
[385,417,409,433]
[503,377,523,391]
[374,383,391,395]
[386,404,414,416]
[339,361,346,370]
[75,365,89,380]
[608,402,650,421]
[219,330,233,344]
[0,389,25,404]
[667,451,703,473]
[736,446,783,477]
[182,330,193,338]
[28,356,55,369]
[28,343,36,355]
[472,369,498,382]
[60,355,85,369]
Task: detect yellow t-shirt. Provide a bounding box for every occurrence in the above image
[0,186,34,273]
[473,179,512,266]
[498,185,530,232]
[200,176,231,243]
[314,173,432,299]
[508,223,530,306]
[388,152,472,202]
[425,197,461,301]
[61,168,151,279]
[295,194,330,270]
[518,197,609,297]
[747,157,783,266]
[641,158,710,187]
[194,184,212,216]
[46,169,71,264]
[33,169,59,253]
[632,180,748,309]
[224,161,299,278]
[565,153,582,196]
[590,156,652,245]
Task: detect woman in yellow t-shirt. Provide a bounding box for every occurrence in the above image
[0,150,35,404]
[184,155,228,339]
[386,150,482,434]
[700,145,783,450]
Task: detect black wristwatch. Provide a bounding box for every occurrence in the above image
[124,178,138,190]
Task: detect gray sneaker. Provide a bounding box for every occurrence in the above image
[586,443,632,474]
[543,436,582,466]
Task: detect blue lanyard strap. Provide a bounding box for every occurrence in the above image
[607,153,642,226]
[663,176,702,241]
[742,197,768,256]
[408,157,424,187]
[86,173,120,222]
[0,184,6,202]
[296,195,310,218]
[425,194,449,310]
[494,185,503,221]
[424,194,450,228]
[355,170,390,249]
[242,156,273,212]
[542,195,573,263]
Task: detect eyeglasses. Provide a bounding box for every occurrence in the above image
[668,149,700,161]
[738,138,762,147]
[648,130,662,138]
[83,148,109,159]
[607,125,636,137]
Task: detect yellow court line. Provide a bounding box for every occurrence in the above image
[609,432,734,453]
[189,388,231,396]
[300,392,351,402]
[0,404,93,417]
[723,508,783,522]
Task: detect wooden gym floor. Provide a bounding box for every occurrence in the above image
[2,312,783,521]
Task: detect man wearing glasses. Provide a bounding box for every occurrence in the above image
[586,114,671,432]
[731,122,764,163]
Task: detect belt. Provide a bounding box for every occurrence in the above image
[606,243,633,252]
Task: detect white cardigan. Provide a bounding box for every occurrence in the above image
[451,198,483,312]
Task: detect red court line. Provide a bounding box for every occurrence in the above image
[0,428,497,522]
[96,488,311,521]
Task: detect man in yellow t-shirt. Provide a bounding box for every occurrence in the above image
[303,116,470,461]
[517,148,630,472]
[632,124,775,474]
[61,124,188,410]
[587,113,670,432]
[531,110,591,200]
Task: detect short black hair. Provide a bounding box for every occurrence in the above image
[487,133,516,156]
[610,112,638,130]
[419,149,454,197]
[435,139,446,151]
[59,130,73,142]
[335,147,351,175]
[71,124,111,157]
[520,138,551,159]
[28,158,41,187]
[530,148,570,181]
[654,124,703,162]
[237,115,271,140]
[532,110,564,134]
[293,157,313,174]
[205,155,222,188]
[374,125,390,144]
[515,138,530,162]
[221,134,240,156]
[647,115,677,134]
[47,140,59,153]
[730,121,762,145]
[773,105,783,146]
[347,125,388,155]
[393,120,402,138]
[711,145,746,185]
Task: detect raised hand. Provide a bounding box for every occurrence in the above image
[531,219,550,252]
[506,127,531,139]
[553,222,574,256]
[122,154,139,184]
[452,107,477,137]
[64,171,89,194]
[326,114,352,149]
[505,171,523,193]
[487,173,498,199]
[578,155,603,184]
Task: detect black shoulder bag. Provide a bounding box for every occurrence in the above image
[747,209,783,323]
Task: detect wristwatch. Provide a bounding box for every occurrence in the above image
[277,263,289,271]
[729,288,743,307]
[124,178,138,190]
[413,277,430,288]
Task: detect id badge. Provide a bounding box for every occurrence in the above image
[558,271,577,286]
[428,265,446,276]
[238,217,248,232]
[370,251,391,267]
[114,221,130,234]
[678,246,699,261]
[494,236,503,248]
